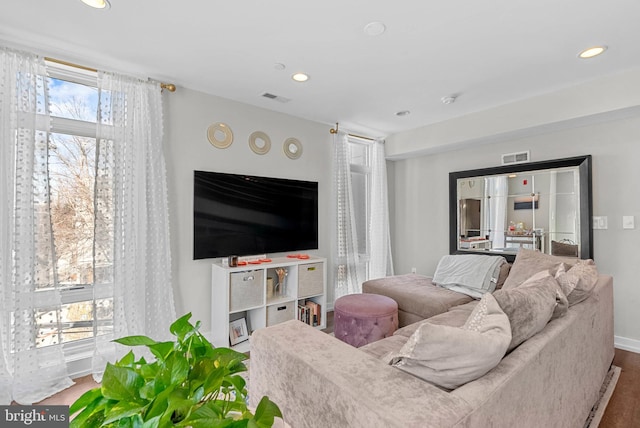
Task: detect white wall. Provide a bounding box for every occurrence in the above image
[164,88,332,333]
[385,69,640,159]
[388,115,640,347]
[159,67,640,350]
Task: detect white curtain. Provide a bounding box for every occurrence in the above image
[0,47,74,404]
[332,133,394,299]
[484,176,508,249]
[91,71,176,379]
[332,131,362,299]
[0,46,176,402]
[368,139,394,280]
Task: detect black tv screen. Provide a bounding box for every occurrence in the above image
[193,170,319,260]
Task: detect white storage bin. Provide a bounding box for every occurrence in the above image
[298,263,324,298]
[266,302,295,326]
[229,270,264,312]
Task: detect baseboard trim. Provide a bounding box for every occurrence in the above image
[615,335,640,354]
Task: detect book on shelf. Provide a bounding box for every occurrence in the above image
[305,300,318,326]
[298,300,321,327]
[297,304,309,325]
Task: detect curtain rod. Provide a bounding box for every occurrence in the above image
[329,122,375,141]
[44,56,176,92]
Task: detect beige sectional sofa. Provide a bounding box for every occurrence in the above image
[362,273,475,327]
[249,266,614,427]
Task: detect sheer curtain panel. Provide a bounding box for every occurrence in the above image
[0,47,74,404]
[332,131,362,298]
[91,71,176,379]
[0,46,176,402]
[368,140,394,280]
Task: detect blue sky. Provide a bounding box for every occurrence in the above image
[48,77,98,122]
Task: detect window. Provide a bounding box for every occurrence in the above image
[333,132,392,297]
[347,136,372,276]
[3,51,173,400]
[34,65,113,353]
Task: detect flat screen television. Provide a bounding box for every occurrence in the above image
[193,170,319,260]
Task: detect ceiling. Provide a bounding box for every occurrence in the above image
[2,0,640,137]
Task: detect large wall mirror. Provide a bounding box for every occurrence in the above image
[449,155,592,262]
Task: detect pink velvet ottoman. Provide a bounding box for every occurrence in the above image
[334,293,399,347]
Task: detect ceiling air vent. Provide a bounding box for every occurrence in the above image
[501,150,530,165]
[261,92,290,103]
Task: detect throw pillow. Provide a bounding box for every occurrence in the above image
[495,262,512,290]
[502,248,576,290]
[551,281,569,320]
[555,259,599,306]
[493,270,558,352]
[386,293,511,390]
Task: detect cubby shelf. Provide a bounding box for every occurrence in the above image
[211,256,327,351]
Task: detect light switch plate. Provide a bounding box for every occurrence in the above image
[623,216,635,229]
[593,216,608,230]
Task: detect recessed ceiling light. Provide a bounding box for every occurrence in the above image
[292,73,309,82]
[364,21,386,36]
[395,110,410,117]
[578,45,607,59]
[80,0,110,8]
[441,95,457,104]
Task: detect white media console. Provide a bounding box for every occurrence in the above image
[211,255,327,352]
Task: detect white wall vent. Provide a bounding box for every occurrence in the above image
[261,92,290,103]
[501,150,530,165]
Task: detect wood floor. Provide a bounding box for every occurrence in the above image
[38,312,640,427]
[599,348,640,427]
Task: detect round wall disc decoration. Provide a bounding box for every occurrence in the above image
[207,122,233,149]
[283,137,303,159]
[248,131,271,155]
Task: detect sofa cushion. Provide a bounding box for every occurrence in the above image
[360,334,409,360]
[555,259,599,306]
[492,270,557,352]
[363,299,479,360]
[362,274,473,323]
[427,300,479,327]
[502,248,576,290]
[386,293,511,390]
[394,300,479,338]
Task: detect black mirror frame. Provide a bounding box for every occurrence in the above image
[449,155,593,262]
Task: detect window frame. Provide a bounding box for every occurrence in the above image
[36,62,113,374]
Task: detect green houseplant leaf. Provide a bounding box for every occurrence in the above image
[101,363,145,402]
[70,312,282,427]
[114,335,158,347]
[103,400,149,425]
[69,387,103,415]
[69,389,109,428]
[251,396,283,428]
